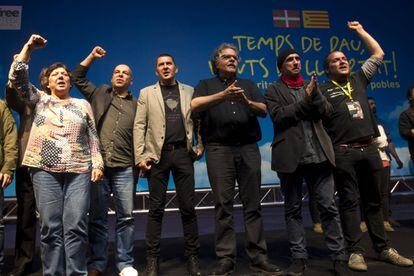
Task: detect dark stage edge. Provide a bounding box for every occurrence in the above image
[3,204,414,276]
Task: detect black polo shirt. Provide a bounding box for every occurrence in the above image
[320,69,379,146]
[193,76,264,145]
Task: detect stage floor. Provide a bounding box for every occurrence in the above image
[3,202,414,275]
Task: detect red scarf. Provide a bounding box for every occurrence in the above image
[281,74,303,88]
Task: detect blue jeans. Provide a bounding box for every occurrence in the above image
[88,167,135,272]
[32,168,91,276]
[278,162,347,261]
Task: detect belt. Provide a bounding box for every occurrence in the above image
[339,138,373,149]
[207,141,252,147]
[162,141,187,151]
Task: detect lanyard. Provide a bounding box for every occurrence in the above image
[331,80,352,101]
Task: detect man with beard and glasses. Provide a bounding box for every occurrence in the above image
[320,21,413,272]
[191,43,282,276]
[134,53,203,276]
[265,49,351,276]
[71,46,138,276]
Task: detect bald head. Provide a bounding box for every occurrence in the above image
[111,64,133,93]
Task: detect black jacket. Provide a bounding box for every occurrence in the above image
[399,107,414,159]
[265,79,335,173]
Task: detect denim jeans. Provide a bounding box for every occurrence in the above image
[88,167,135,272]
[32,168,91,276]
[278,162,347,261]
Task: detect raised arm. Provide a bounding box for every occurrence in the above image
[72,46,107,100]
[348,21,384,61]
[16,34,47,63]
[9,35,46,101]
[80,46,106,68]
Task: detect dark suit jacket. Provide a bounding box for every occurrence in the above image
[265,79,335,173]
[71,64,137,131]
[5,85,36,166]
[399,107,414,159]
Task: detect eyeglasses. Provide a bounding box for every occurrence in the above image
[219,54,240,61]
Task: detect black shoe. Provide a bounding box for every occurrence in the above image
[333,260,353,276]
[210,260,234,276]
[145,257,159,276]
[88,268,104,276]
[286,258,306,276]
[388,217,401,227]
[250,260,283,275]
[187,255,203,276]
[11,265,32,276]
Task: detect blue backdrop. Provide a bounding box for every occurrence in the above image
[1,0,414,196]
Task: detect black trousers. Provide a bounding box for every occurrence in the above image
[379,165,391,221]
[146,148,199,257]
[205,143,267,264]
[361,165,392,222]
[13,166,37,274]
[334,144,388,254]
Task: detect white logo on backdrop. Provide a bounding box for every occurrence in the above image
[0,6,22,30]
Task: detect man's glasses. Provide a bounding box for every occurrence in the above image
[219,54,240,61]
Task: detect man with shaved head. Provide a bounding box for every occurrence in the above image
[72,46,138,276]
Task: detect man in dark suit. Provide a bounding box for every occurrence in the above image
[399,85,414,164]
[265,49,350,276]
[5,82,37,276]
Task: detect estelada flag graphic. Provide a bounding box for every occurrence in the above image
[272,9,300,28]
[302,10,330,29]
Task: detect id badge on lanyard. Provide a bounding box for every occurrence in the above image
[331,80,364,120]
[346,101,364,120]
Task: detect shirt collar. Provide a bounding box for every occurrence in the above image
[217,75,237,86]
